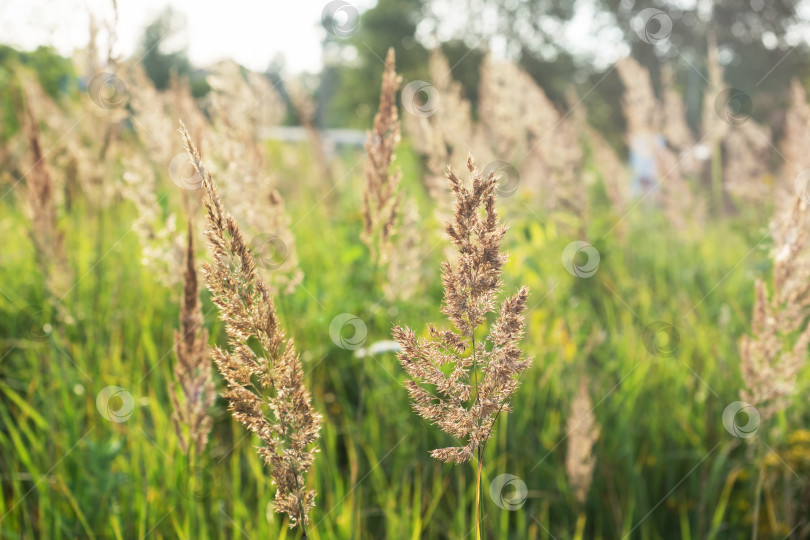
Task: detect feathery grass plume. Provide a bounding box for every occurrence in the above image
[385,199,423,302]
[567,92,628,215]
[21,83,71,299]
[740,195,810,422]
[393,155,530,536]
[659,65,694,155]
[660,65,701,176]
[169,220,215,456]
[180,123,321,531]
[723,119,772,205]
[478,54,530,162]
[479,55,585,223]
[287,77,332,184]
[404,48,479,218]
[616,57,704,231]
[361,48,403,267]
[565,375,600,506]
[120,152,185,288]
[202,62,303,294]
[781,80,810,197]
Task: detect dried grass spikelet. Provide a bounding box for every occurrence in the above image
[120,154,185,288]
[478,54,532,162]
[385,199,423,302]
[565,375,600,505]
[287,77,332,183]
[201,64,303,295]
[781,80,810,196]
[205,60,285,141]
[480,55,585,222]
[393,155,531,463]
[740,195,810,421]
[179,123,321,529]
[169,220,215,456]
[723,119,773,204]
[616,57,704,230]
[568,93,628,215]
[660,65,700,176]
[361,48,403,267]
[125,62,177,166]
[616,57,660,138]
[660,65,694,154]
[20,83,71,298]
[404,48,479,218]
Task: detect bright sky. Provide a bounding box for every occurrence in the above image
[0,0,376,73]
[0,0,635,75]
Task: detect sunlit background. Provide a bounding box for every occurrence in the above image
[3,0,810,538]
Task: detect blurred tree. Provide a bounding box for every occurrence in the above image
[594,0,810,129]
[323,0,428,128]
[139,7,191,90]
[0,45,75,141]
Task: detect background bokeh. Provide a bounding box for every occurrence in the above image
[2,0,810,538]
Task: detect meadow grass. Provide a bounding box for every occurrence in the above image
[2,126,805,539]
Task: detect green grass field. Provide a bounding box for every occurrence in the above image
[1,139,808,539]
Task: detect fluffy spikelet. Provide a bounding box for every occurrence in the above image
[169,220,215,456]
[21,83,70,298]
[179,123,321,529]
[361,48,402,266]
[740,195,810,421]
[393,155,531,463]
[781,80,810,198]
[288,78,331,183]
[404,48,477,218]
[565,375,600,505]
[616,57,704,231]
